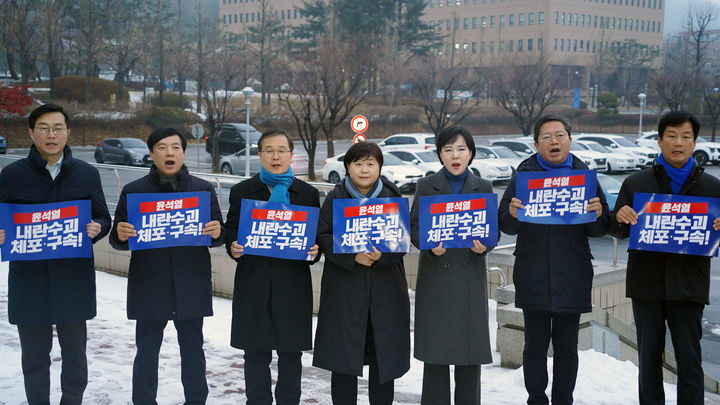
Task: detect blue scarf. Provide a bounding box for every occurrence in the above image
[344,176,382,199]
[657,153,694,194]
[536,153,573,171]
[442,167,469,194]
[259,166,294,203]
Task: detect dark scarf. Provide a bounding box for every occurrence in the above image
[442,167,469,194]
[657,153,694,194]
[344,176,382,199]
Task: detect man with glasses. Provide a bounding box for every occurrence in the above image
[225,129,320,404]
[499,115,609,405]
[0,103,111,404]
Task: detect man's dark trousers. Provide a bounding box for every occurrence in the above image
[633,299,705,405]
[17,321,88,405]
[243,350,302,404]
[522,310,580,405]
[132,318,208,405]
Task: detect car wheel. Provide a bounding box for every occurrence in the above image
[221,163,233,174]
[94,151,104,163]
[693,151,709,166]
[123,155,133,166]
[328,171,341,184]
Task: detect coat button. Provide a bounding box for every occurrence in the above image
[443,263,450,269]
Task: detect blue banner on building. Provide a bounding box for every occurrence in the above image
[332,197,411,254]
[127,192,211,250]
[516,169,597,224]
[629,193,720,257]
[418,193,498,249]
[0,200,92,261]
[237,199,319,261]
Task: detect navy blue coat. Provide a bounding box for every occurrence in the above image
[109,165,225,321]
[0,145,111,325]
[498,154,610,313]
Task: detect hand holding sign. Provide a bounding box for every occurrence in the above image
[116,221,137,242]
[0,229,4,245]
[86,221,102,239]
[355,245,382,266]
[508,197,525,219]
[203,220,222,239]
[615,205,639,225]
[470,239,487,254]
[587,197,603,219]
[230,241,244,258]
[431,242,446,256]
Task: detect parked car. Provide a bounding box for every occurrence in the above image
[597,173,622,210]
[470,150,513,182]
[94,137,152,166]
[636,131,720,166]
[574,134,657,168]
[569,143,607,171]
[219,146,309,176]
[575,140,635,173]
[321,152,424,193]
[488,138,537,157]
[206,123,262,156]
[475,145,525,171]
[386,148,512,182]
[386,149,442,176]
[0,135,6,154]
[378,133,436,150]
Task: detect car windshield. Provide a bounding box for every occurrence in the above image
[425,137,435,145]
[598,175,622,194]
[584,142,610,153]
[697,136,709,143]
[384,153,406,166]
[120,139,147,148]
[570,143,588,151]
[612,137,636,147]
[493,147,520,158]
[416,151,439,162]
[236,147,259,156]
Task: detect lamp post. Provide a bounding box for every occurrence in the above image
[637,92,646,141]
[242,86,254,177]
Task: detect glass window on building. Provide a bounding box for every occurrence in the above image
[554,11,558,24]
[463,43,469,53]
[500,15,505,27]
[447,19,451,30]
[579,39,583,52]
[491,15,496,27]
[223,15,226,24]
[240,13,243,22]
[438,20,443,31]
[528,38,533,51]
[539,12,544,24]
[529,13,534,25]
[593,41,596,52]
[490,41,495,53]
[594,15,597,28]
[519,13,525,26]
[560,12,565,24]
[581,14,584,26]
[464,18,468,29]
[439,0,443,7]
[430,0,434,7]
[508,14,513,27]
[574,13,578,26]
[481,41,486,53]
[455,18,460,29]
[499,40,504,52]
[573,39,577,52]
[482,16,487,27]
[508,39,514,52]
[517,40,523,52]
[472,42,477,53]
[560,38,564,51]
[538,37,543,50]
[473,17,478,29]
[454,43,460,53]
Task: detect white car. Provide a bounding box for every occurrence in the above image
[636,132,720,166]
[568,143,605,171]
[321,152,424,193]
[387,148,512,182]
[378,133,436,151]
[575,140,636,173]
[476,145,526,171]
[386,149,442,176]
[219,147,309,176]
[489,137,599,170]
[574,134,657,168]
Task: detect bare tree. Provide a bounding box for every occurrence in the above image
[106,0,147,103]
[248,0,287,107]
[607,39,658,108]
[410,54,479,136]
[69,0,112,104]
[687,2,716,76]
[37,0,71,100]
[188,0,221,114]
[704,90,720,141]
[491,52,564,136]
[1,0,41,84]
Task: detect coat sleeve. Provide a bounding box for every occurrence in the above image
[208,185,226,247]
[308,186,322,264]
[584,181,610,238]
[498,174,521,235]
[224,185,243,261]
[317,191,357,270]
[410,178,425,250]
[109,186,130,250]
[88,167,111,243]
[608,178,634,240]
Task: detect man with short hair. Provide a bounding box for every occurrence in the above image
[0,103,112,404]
[499,114,609,405]
[110,127,224,404]
[225,129,320,404]
[610,110,720,405]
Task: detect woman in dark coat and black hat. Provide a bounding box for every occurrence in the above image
[313,141,410,405]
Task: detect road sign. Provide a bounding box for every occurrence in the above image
[191,124,204,140]
[353,133,367,144]
[350,115,368,134]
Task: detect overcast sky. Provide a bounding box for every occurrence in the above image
[664,0,720,34]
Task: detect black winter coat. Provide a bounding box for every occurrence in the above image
[498,154,610,313]
[609,162,720,304]
[0,145,111,324]
[313,178,411,384]
[225,175,320,351]
[109,165,225,320]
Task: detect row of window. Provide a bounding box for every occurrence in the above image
[551,38,659,54]
[441,38,544,55]
[429,0,662,8]
[222,8,304,25]
[553,12,661,34]
[439,37,658,56]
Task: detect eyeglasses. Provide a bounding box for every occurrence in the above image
[35,127,68,135]
[261,149,290,156]
[539,133,569,143]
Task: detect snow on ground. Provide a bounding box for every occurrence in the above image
[0,258,703,404]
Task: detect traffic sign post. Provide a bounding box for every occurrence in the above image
[350,115,368,134]
[191,124,205,171]
[352,133,367,144]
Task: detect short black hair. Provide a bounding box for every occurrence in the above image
[147,127,187,151]
[533,115,572,142]
[28,103,70,129]
[435,126,476,165]
[258,128,294,152]
[658,110,700,140]
[343,142,383,174]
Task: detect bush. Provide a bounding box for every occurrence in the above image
[597,107,620,125]
[146,106,202,137]
[150,92,193,109]
[33,76,129,104]
[597,92,619,109]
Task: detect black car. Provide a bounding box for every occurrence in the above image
[0,135,6,154]
[205,123,261,156]
[95,138,152,166]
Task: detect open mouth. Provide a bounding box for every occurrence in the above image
[164,159,176,167]
[451,163,462,169]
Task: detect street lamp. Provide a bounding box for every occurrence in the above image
[637,92,647,141]
[242,86,254,177]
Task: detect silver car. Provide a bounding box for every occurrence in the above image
[219,147,309,176]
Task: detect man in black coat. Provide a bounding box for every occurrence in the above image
[610,111,720,405]
[0,103,111,404]
[498,115,609,405]
[225,129,320,405]
[109,127,224,404]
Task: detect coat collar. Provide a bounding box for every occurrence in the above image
[652,160,704,195]
[246,173,304,196]
[428,169,485,194]
[517,153,588,172]
[28,144,74,174]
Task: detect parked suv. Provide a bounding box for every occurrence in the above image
[574,134,657,168]
[94,137,151,166]
[206,123,261,155]
[378,133,436,150]
[636,131,720,166]
[0,135,6,154]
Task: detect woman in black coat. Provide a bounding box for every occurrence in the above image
[313,142,410,405]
